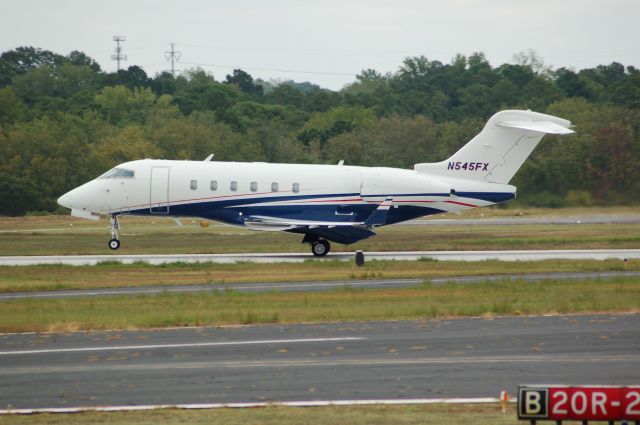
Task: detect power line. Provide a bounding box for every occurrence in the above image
[180,61,356,77]
[111,35,127,71]
[164,42,181,76]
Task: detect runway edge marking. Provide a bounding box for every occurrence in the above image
[0,398,512,414]
[1,249,640,266]
[0,337,365,356]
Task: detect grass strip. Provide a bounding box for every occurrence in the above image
[0,259,637,293]
[1,403,517,425]
[1,277,638,333]
[0,211,639,256]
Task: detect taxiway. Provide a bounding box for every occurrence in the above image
[1,315,638,409]
[1,248,639,266]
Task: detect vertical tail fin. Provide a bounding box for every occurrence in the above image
[414,110,574,184]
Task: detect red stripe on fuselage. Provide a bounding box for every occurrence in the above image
[445,200,478,207]
[288,198,364,204]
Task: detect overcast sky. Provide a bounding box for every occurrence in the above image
[2,0,639,90]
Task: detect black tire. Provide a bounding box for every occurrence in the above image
[108,239,121,250]
[311,240,330,257]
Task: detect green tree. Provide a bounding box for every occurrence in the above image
[147,113,232,159]
[298,106,375,148]
[11,63,101,117]
[610,74,640,109]
[97,126,164,168]
[103,65,151,89]
[0,87,25,124]
[220,101,306,132]
[151,71,179,96]
[265,83,305,108]
[224,69,263,97]
[0,113,109,212]
[0,46,66,87]
[95,85,174,125]
[172,69,240,115]
[243,120,304,163]
[555,68,592,99]
[325,115,440,168]
[587,124,639,200]
[68,50,101,72]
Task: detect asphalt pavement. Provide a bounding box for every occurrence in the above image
[1,314,638,409]
[1,249,639,266]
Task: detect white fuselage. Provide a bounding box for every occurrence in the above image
[58,159,515,229]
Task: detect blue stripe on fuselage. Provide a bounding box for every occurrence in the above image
[130,202,445,226]
[125,191,514,225]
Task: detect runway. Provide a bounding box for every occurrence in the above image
[409,214,640,226]
[1,249,640,266]
[1,270,639,301]
[0,314,638,410]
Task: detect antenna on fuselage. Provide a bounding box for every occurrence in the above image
[204,154,214,162]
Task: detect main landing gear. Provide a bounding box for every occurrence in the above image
[302,234,330,257]
[311,239,330,257]
[108,214,120,250]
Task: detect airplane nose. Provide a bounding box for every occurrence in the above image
[57,189,76,209]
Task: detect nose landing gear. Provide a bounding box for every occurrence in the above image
[108,214,120,250]
[108,238,120,250]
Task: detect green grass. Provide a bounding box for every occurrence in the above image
[0,258,637,293]
[0,404,517,425]
[0,208,638,255]
[1,277,638,333]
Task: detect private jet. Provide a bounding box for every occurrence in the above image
[57,109,574,256]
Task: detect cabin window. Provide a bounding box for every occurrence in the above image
[292,183,300,193]
[230,181,237,191]
[99,168,135,179]
[250,181,258,192]
[210,180,217,191]
[190,180,197,190]
[271,182,278,192]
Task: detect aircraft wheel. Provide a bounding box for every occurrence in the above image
[108,238,121,250]
[311,240,330,257]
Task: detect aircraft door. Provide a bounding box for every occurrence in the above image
[150,167,170,214]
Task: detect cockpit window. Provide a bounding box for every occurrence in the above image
[99,168,135,179]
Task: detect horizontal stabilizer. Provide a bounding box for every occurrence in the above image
[496,120,574,135]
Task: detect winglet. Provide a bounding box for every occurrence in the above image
[364,198,393,226]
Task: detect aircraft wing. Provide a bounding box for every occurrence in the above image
[243,215,377,244]
[243,199,393,244]
[244,215,365,229]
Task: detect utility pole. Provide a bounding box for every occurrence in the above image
[164,42,181,76]
[111,36,127,71]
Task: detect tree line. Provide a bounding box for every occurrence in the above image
[0,46,639,215]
